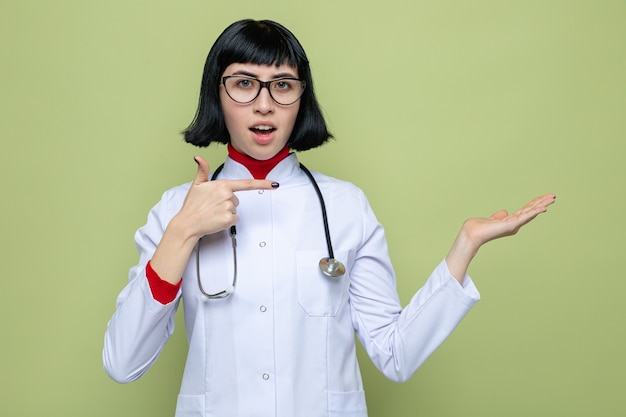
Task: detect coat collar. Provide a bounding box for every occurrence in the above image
[217,153,310,187]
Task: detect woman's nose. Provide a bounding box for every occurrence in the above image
[253,86,274,114]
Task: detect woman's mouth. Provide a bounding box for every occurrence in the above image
[250,125,276,143]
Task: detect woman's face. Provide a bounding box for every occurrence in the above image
[220,62,301,161]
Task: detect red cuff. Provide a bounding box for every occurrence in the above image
[146,260,182,305]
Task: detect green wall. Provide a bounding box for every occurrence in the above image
[1,0,625,415]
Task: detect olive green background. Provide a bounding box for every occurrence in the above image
[1,0,624,416]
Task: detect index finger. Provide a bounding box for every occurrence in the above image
[221,179,280,192]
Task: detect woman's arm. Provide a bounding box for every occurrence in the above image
[103,156,278,382]
[351,193,555,382]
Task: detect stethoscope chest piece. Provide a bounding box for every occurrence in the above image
[319,257,346,278]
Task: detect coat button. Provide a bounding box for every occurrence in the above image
[262,373,270,380]
[259,241,267,248]
[260,305,267,312]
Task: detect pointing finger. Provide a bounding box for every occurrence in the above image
[225,179,280,192]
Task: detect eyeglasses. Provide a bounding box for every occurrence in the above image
[222,75,306,105]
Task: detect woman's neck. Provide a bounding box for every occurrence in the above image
[227,144,290,179]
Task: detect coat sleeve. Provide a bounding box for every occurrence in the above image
[348,191,480,383]
[102,189,183,383]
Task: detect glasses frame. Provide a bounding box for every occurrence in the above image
[221,75,306,105]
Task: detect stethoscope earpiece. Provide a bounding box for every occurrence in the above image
[319,257,346,278]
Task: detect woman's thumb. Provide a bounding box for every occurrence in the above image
[193,156,210,184]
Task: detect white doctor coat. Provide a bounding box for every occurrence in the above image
[103,154,480,417]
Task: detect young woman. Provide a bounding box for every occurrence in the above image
[103,19,555,417]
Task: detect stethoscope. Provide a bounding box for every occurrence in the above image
[195,162,346,299]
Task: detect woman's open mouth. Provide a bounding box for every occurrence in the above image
[250,125,276,143]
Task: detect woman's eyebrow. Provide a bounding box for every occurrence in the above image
[229,70,298,79]
[230,70,257,77]
[271,72,298,79]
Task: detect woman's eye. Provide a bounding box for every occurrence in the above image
[237,79,254,88]
[274,81,291,90]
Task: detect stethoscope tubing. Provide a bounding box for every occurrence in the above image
[298,163,336,261]
[197,160,345,299]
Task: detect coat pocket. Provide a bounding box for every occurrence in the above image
[329,390,368,416]
[296,250,350,317]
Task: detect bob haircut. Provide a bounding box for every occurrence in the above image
[184,19,333,150]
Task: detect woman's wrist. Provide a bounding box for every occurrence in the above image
[150,215,200,285]
[445,225,480,284]
[165,213,202,248]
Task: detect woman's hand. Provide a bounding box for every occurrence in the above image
[445,193,556,284]
[175,156,278,240]
[150,156,278,284]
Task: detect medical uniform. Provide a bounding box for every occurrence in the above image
[103,153,480,417]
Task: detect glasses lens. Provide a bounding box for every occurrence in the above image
[268,78,305,105]
[223,76,305,105]
[223,76,259,104]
